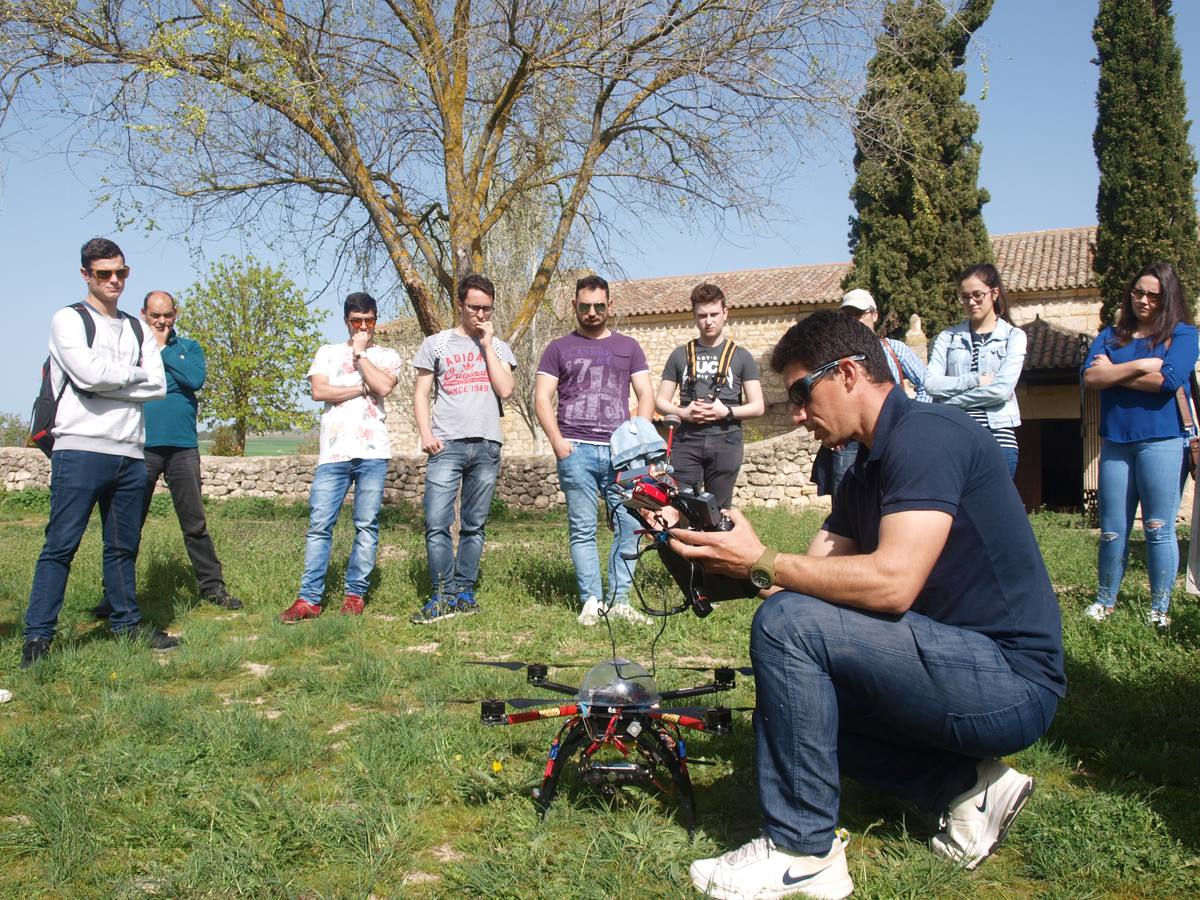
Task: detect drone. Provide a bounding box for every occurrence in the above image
[471,656,752,836]
[464,416,761,832]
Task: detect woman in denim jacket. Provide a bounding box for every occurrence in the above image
[1082,261,1198,629]
[926,264,1026,478]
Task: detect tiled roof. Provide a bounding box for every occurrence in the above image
[1021,316,1092,372]
[993,226,1097,293]
[616,226,1098,317]
[612,264,848,317]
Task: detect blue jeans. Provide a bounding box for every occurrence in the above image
[25,450,147,639]
[1096,436,1184,614]
[298,458,388,604]
[556,441,639,604]
[1002,445,1019,479]
[751,592,1056,855]
[423,439,501,595]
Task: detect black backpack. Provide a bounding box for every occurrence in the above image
[30,303,144,457]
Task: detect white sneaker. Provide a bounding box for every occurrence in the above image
[689,835,853,900]
[1084,602,1114,622]
[929,759,1034,870]
[608,602,652,625]
[578,596,602,626]
[1148,609,1171,629]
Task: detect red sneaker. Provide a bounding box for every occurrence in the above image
[340,594,365,616]
[280,599,322,624]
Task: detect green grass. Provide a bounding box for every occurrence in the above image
[196,434,313,456]
[0,496,1197,896]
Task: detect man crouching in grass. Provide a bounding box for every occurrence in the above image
[672,311,1065,899]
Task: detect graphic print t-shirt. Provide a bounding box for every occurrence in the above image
[660,339,758,433]
[537,331,649,443]
[412,330,516,443]
[309,342,403,464]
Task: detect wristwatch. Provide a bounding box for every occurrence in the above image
[750,547,778,590]
[724,407,736,422]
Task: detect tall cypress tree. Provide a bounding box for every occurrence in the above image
[844,0,993,339]
[1094,0,1199,324]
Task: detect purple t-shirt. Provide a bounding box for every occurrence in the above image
[537,331,649,443]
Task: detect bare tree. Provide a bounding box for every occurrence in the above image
[1,0,881,338]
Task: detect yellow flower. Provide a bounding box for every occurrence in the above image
[108,671,117,681]
[491,760,503,773]
[454,754,463,762]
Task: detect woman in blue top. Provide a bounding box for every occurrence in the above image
[926,264,1027,478]
[1082,261,1198,628]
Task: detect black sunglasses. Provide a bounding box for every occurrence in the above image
[786,355,865,406]
[577,301,607,313]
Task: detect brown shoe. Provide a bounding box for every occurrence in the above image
[340,594,365,616]
[280,599,322,624]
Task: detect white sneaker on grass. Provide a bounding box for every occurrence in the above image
[1084,602,1114,622]
[578,596,602,626]
[1148,609,1171,629]
[929,759,1034,870]
[608,602,652,625]
[689,834,853,900]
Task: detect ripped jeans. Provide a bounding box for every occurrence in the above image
[1096,436,1184,613]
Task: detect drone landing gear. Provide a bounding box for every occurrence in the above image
[531,714,697,838]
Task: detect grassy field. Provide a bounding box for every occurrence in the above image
[0,492,1196,897]
[196,434,315,456]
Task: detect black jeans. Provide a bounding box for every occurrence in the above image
[670,428,745,509]
[144,446,227,598]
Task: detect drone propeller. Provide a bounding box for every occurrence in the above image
[661,664,755,677]
[449,697,566,710]
[465,660,590,671]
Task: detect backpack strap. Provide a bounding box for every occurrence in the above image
[714,339,737,389]
[64,303,99,399]
[879,338,906,390]
[120,311,145,366]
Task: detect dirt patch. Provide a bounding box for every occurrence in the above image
[430,843,465,863]
[242,662,271,677]
[400,642,439,654]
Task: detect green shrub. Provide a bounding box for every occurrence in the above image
[209,425,243,456]
[0,412,29,447]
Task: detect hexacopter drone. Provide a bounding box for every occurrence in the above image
[469,415,759,833]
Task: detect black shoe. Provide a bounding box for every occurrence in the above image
[20,638,52,669]
[204,592,244,610]
[124,625,180,652]
[90,603,113,619]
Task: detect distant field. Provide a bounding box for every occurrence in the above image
[196,434,313,456]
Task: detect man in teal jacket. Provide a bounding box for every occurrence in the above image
[142,290,242,608]
[96,290,242,615]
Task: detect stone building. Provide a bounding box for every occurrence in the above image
[378,225,1109,512]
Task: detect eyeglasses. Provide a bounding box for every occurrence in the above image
[465,304,494,316]
[90,267,130,282]
[958,288,994,304]
[1130,288,1162,302]
[578,302,607,313]
[347,316,376,328]
[786,355,865,406]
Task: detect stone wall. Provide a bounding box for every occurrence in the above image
[0,430,827,513]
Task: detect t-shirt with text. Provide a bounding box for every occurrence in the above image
[412,330,517,444]
[309,342,403,465]
[661,339,759,433]
[536,331,649,443]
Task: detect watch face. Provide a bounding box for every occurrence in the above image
[750,570,772,589]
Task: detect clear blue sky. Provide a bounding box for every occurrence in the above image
[1,1,1197,418]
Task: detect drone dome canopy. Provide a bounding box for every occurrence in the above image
[576,657,661,708]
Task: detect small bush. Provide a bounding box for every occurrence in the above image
[0,488,50,514]
[209,425,243,457]
[0,412,29,448]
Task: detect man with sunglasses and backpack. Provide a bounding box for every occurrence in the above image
[22,237,169,668]
[672,311,1064,899]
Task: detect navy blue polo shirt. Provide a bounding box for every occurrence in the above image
[824,387,1066,698]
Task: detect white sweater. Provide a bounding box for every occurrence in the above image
[49,303,166,458]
